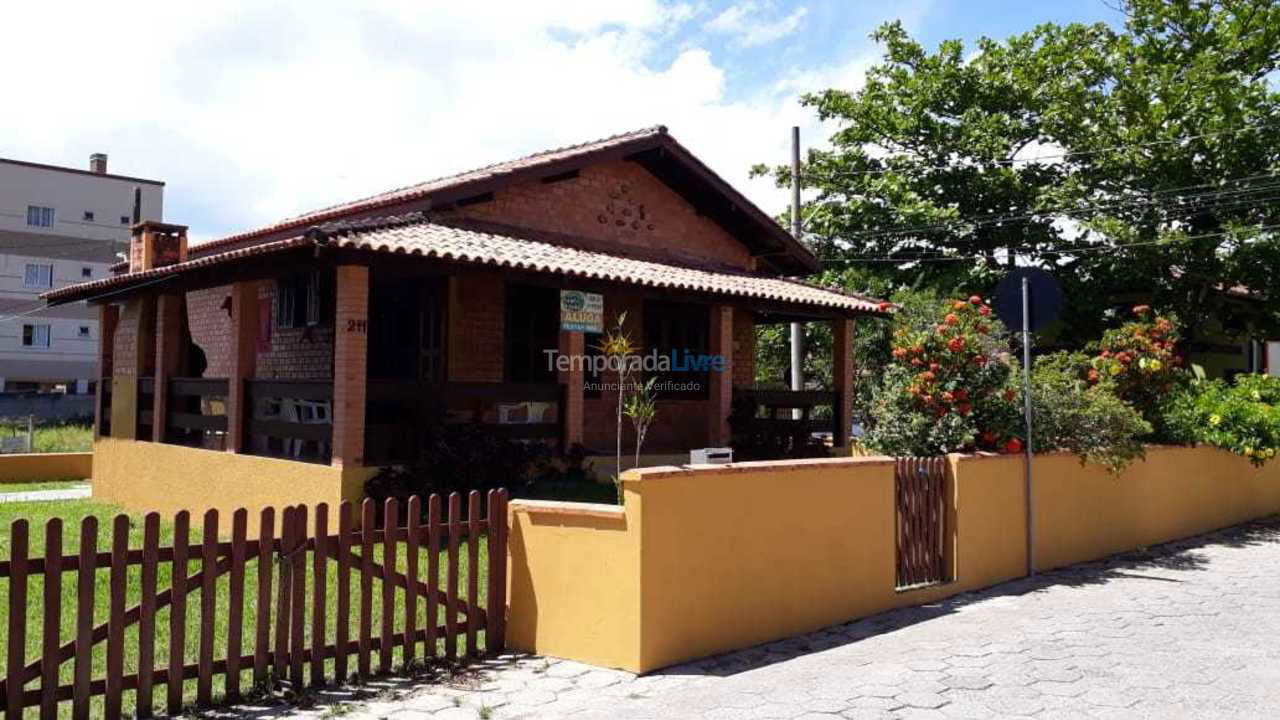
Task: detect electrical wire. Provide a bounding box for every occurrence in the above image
[0,274,178,324]
[802,172,1280,241]
[811,222,1280,264]
[799,120,1278,181]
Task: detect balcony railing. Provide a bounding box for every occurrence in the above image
[136,377,155,440]
[729,387,839,460]
[163,378,229,450]
[365,380,565,465]
[244,379,334,464]
[98,376,113,437]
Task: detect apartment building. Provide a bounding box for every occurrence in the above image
[0,154,163,392]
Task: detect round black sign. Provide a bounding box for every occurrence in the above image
[993,267,1064,333]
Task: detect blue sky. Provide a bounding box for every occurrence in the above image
[1,1,1127,242]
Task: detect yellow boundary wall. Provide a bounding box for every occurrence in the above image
[0,452,93,483]
[507,446,1280,673]
[91,438,377,534]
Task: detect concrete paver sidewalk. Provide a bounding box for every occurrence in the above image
[0,484,91,503]
[239,516,1280,719]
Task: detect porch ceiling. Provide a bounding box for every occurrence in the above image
[43,214,891,317]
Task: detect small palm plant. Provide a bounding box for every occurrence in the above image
[624,376,659,474]
[598,312,635,503]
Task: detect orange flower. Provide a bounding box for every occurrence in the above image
[944,313,960,326]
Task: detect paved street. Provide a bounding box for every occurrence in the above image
[243,516,1280,720]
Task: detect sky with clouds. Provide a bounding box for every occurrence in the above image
[2,1,1124,243]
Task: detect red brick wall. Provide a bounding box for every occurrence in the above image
[446,272,505,382]
[439,161,754,271]
[256,281,334,380]
[186,287,233,377]
[112,297,154,377]
[184,282,334,381]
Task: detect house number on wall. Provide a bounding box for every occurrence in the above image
[346,319,368,334]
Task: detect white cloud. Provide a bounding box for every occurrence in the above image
[706,2,809,48]
[0,1,890,243]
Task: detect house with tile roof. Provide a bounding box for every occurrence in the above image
[44,126,890,515]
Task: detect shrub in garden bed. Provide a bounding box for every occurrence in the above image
[1165,374,1280,466]
[1021,352,1151,472]
[864,296,1163,471]
[1087,306,1186,440]
[864,295,1022,456]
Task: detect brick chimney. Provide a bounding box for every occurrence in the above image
[129,221,188,272]
[89,153,108,174]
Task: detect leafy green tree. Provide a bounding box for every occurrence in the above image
[757,0,1280,361]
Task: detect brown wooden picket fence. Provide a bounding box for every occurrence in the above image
[0,490,508,719]
[894,458,947,589]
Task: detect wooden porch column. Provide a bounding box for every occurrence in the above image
[152,293,184,443]
[832,317,856,448]
[332,265,369,469]
[558,330,585,450]
[226,281,259,453]
[708,304,733,447]
[95,304,119,438]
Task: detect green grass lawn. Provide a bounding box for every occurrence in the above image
[0,423,93,454]
[0,498,490,719]
[0,481,88,494]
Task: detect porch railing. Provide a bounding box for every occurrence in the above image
[163,378,229,450]
[365,381,565,465]
[98,377,113,437]
[729,387,839,459]
[136,377,155,440]
[244,380,335,464]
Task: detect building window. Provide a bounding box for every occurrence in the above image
[78,326,91,338]
[23,263,53,288]
[644,300,710,398]
[81,267,92,278]
[504,285,559,384]
[83,211,95,222]
[276,271,333,329]
[26,206,54,227]
[22,324,50,348]
[120,215,130,225]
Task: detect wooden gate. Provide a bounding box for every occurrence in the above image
[895,458,947,589]
[1,490,508,719]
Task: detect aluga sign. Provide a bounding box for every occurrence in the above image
[560,290,604,333]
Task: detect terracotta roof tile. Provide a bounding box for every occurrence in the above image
[46,217,888,315]
[183,126,819,274]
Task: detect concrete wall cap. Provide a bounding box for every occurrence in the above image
[621,454,897,482]
[509,499,626,519]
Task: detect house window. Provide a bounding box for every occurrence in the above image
[78,326,91,338]
[26,206,54,227]
[644,300,710,398]
[83,211,95,222]
[23,263,53,288]
[505,285,559,384]
[120,215,130,225]
[22,324,50,348]
[276,271,333,329]
[81,267,92,278]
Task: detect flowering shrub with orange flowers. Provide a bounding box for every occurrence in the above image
[865,295,1023,457]
[1087,306,1187,438]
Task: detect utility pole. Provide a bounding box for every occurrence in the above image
[789,126,804,416]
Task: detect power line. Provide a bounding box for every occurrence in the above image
[800,120,1278,181]
[813,222,1280,264]
[802,172,1280,242]
[0,274,178,324]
